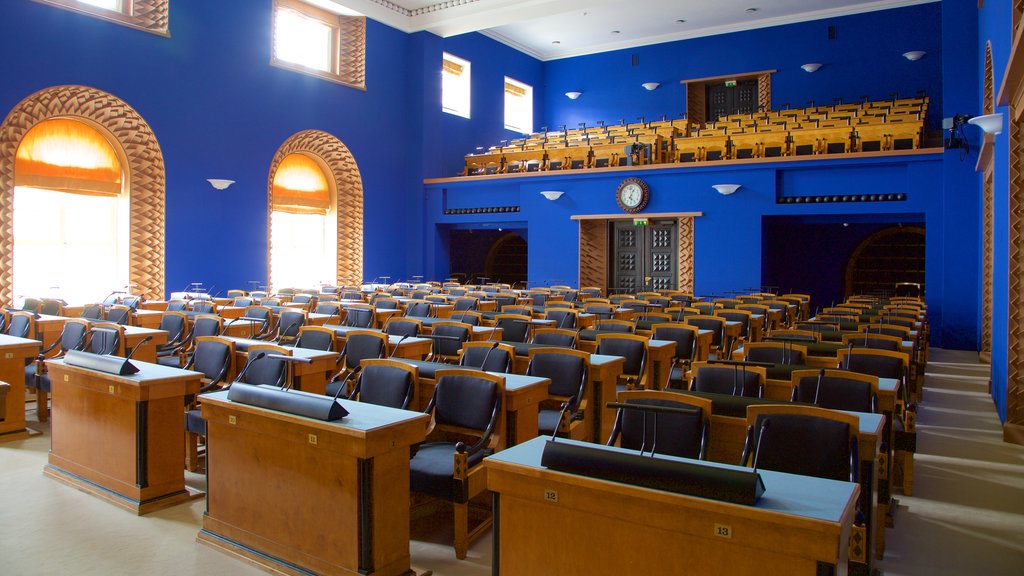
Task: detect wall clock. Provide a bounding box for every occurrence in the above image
[616,177,650,213]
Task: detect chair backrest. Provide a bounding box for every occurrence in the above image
[838,348,908,381]
[232,297,254,307]
[596,319,635,334]
[159,311,188,344]
[449,311,482,326]
[345,304,375,328]
[226,289,247,298]
[353,359,416,409]
[291,294,312,305]
[315,301,342,316]
[105,305,132,325]
[651,323,698,362]
[294,326,337,352]
[791,369,877,413]
[88,322,126,356]
[460,342,514,373]
[742,405,858,482]
[532,328,577,348]
[431,322,472,358]
[277,310,306,340]
[842,332,901,351]
[501,305,533,317]
[453,297,478,311]
[527,348,589,399]
[744,342,807,365]
[494,293,518,309]
[584,303,616,320]
[243,306,273,333]
[690,362,765,397]
[544,308,577,329]
[404,300,433,318]
[40,299,63,316]
[190,336,235,384]
[430,369,503,437]
[81,304,105,319]
[166,300,188,312]
[384,317,422,338]
[22,297,41,312]
[684,315,725,347]
[495,314,531,343]
[238,344,290,388]
[5,312,34,338]
[595,334,647,378]
[191,301,216,314]
[609,390,711,459]
[716,309,752,336]
[375,298,400,310]
[342,330,388,370]
[192,314,223,338]
[341,291,364,301]
[59,319,91,354]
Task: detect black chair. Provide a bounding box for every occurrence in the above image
[527,348,589,438]
[39,299,64,316]
[349,358,416,409]
[232,297,254,308]
[429,321,471,363]
[183,336,236,471]
[105,305,132,325]
[384,317,422,338]
[81,303,105,320]
[21,297,41,313]
[740,405,859,483]
[449,311,482,326]
[607,390,711,459]
[494,314,531,343]
[743,342,807,365]
[26,318,90,422]
[314,301,342,317]
[409,369,503,559]
[344,304,375,328]
[842,332,902,352]
[235,344,291,388]
[583,304,616,321]
[166,300,188,312]
[531,328,577,348]
[595,319,635,334]
[595,333,648,392]
[242,305,274,338]
[292,326,338,353]
[544,308,577,329]
[275,310,306,344]
[404,300,433,318]
[326,330,388,397]
[452,297,478,312]
[652,323,699,388]
[459,342,514,373]
[690,362,765,397]
[191,300,216,314]
[685,315,727,357]
[87,322,126,356]
[5,311,34,338]
[791,369,877,413]
[154,311,189,366]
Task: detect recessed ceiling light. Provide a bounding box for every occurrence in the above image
[611,30,621,34]
[552,40,561,44]
[676,19,686,23]
[746,7,759,12]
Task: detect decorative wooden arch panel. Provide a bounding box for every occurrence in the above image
[843,226,926,297]
[267,130,363,286]
[0,85,166,303]
[1007,104,1024,436]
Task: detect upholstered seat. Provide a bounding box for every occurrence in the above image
[608,390,711,459]
[528,348,588,438]
[350,359,416,409]
[690,362,765,397]
[741,406,859,482]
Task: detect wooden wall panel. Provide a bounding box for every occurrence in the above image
[267,130,363,287]
[579,220,607,290]
[678,216,695,293]
[0,85,166,303]
[1009,114,1024,429]
[982,44,994,362]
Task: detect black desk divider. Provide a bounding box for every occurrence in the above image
[541,440,765,505]
[64,350,139,375]
[227,384,349,422]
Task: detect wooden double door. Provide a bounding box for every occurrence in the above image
[610,220,678,293]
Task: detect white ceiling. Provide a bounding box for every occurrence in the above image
[329,0,937,61]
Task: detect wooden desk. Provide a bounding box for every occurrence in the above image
[671,389,884,570]
[197,390,429,576]
[43,358,202,514]
[34,314,68,355]
[486,437,858,575]
[123,326,168,363]
[222,337,339,395]
[133,309,164,329]
[140,300,168,311]
[321,325,432,360]
[0,334,42,442]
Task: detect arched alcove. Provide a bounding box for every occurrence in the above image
[267,130,364,285]
[844,226,925,297]
[0,85,166,302]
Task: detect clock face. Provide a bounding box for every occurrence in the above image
[616,178,649,213]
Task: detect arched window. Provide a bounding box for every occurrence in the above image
[269,152,337,289]
[13,118,129,304]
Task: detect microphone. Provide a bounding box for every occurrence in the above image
[845,342,853,369]
[218,316,261,336]
[752,418,771,472]
[813,368,826,405]
[388,334,410,358]
[264,354,313,390]
[124,335,153,360]
[478,341,501,371]
[548,399,574,441]
[233,351,268,384]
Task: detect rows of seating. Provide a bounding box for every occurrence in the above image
[462,96,929,175]
[15,282,926,567]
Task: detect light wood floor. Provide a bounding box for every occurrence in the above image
[2,349,1022,575]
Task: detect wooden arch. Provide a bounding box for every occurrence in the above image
[267,130,364,286]
[844,225,925,298]
[0,85,166,302]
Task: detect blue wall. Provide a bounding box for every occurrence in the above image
[0,0,423,294]
[542,3,943,134]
